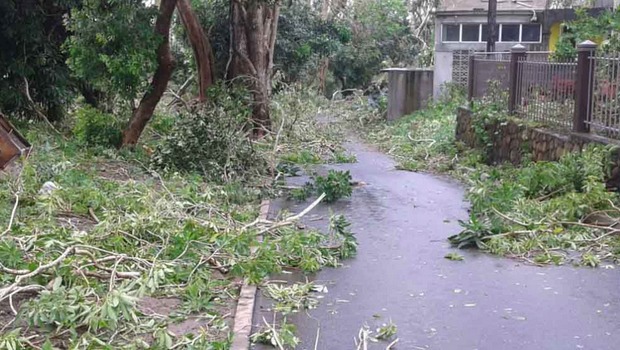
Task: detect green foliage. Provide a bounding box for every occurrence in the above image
[555,8,620,59]
[251,319,300,349]
[444,252,465,261]
[152,85,265,181]
[330,213,358,259]
[375,319,398,340]
[0,329,26,350]
[329,150,358,164]
[0,119,358,347]
[315,170,353,202]
[0,241,24,269]
[450,146,620,265]
[275,4,349,85]
[288,183,315,201]
[0,0,80,120]
[65,0,161,102]
[264,282,319,315]
[25,283,139,333]
[330,0,422,89]
[281,150,322,165]
[73,106,123,148]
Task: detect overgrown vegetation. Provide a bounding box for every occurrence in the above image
[450,146,620,266]
[555,7,620,59]
[0,83,358,348]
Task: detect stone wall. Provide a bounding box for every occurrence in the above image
[456,107,620,187]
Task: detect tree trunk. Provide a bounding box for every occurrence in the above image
[177,0,215,101]
[121,0,178,147]
[317,0,329,94]
[229,0,280,136]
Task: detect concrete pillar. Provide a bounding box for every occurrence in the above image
[382,68,434,121]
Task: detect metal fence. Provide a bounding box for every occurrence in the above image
[588,54,620,138]
[516,54,577,129]
[467,42,620,140]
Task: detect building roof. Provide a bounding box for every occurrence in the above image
[438,0,548,13]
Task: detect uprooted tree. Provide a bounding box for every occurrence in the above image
[228,0,281,135]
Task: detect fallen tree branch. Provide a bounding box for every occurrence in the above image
[22,77,62,135]
[0,193,19,237]
[0,246,76,301]
[258,193,326,235]
[492,208,529,228]
[386,338,399,350]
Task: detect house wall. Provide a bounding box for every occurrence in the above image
[433,11,548,97]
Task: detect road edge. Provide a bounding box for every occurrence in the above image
[230,199,270,350]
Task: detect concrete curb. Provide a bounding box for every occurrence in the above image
[230,199,270,350]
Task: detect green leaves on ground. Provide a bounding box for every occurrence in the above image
[315,170,353,202]
[288,170,354,203]
[444,252,465,261]
[338,84,620,267]
[452,146,620,266]
[251,319,300,349]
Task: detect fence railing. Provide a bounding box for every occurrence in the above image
[516,55,577,129]
[467,40,620,139]
[588,54,620,138]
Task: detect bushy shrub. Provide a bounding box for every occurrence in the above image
[73,106,123,148]
[315,170,353,202]
[152,86,265,181]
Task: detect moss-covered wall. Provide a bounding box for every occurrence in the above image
[456,107,620,188]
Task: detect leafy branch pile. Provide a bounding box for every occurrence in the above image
[270,88,356,167]
[450,146,620,266]
[289,170,354,203]
[0,127,357,349]
[251,214,357,349]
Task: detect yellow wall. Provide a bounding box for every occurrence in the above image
[548,22,562,52]
[548,21,604,52]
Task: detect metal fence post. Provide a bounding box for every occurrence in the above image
[573,40,597,133]
[508,44,526,115]
[468,54,475,106]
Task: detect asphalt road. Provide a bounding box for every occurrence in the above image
[251,139,620,350]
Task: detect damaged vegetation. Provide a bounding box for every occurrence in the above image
[251,214,357,349]
[451,146,620,266]
[335,84,620,267]
[0,84,356,348]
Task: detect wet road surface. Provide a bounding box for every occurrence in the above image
[251,139,620,350]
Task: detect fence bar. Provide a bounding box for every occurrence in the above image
[509,44,527,115]
[468,54,476,105]
[574,40,597,133]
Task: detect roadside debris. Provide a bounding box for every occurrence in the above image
[444,252,465,261]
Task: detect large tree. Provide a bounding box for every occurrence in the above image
[228,0,281,135]
[122,0,178,146]
[177,0,216,101]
